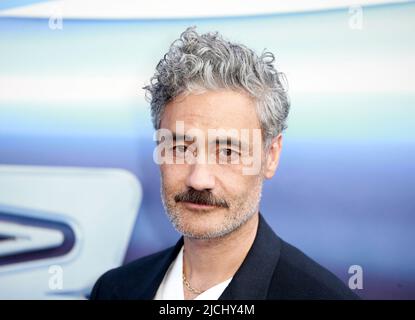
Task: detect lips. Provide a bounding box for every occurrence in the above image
[181,201,218,210]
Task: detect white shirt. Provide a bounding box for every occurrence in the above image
[154,246,233,300]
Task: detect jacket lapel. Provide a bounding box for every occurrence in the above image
[130,237,184,299]
[133,212,281,300]
[219,213,282,299]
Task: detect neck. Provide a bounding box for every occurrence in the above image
[182,212,259,292]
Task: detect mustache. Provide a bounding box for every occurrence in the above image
[174,189,229,208]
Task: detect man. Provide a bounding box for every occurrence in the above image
[90,26,358,300]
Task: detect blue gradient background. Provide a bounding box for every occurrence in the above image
[1,2,415,299]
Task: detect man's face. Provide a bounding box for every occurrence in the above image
[158,89,277,239]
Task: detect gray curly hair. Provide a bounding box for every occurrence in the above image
[143,26,290,150]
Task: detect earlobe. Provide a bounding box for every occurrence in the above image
[264,134,283,179]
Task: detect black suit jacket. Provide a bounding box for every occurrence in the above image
[90,214,359,300]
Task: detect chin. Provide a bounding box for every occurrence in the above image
[178,211,230,238]
[181,227,231,240]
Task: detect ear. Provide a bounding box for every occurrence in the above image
[263,134,283,179]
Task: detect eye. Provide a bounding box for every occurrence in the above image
[173,145,187,155]
[220,148,234,157]
[218,148,240,162]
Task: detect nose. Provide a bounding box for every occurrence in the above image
[185,163,215,191]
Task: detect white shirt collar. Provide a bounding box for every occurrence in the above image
[154,246,233,300]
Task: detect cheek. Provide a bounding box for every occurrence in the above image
[217,170,257,198]
[239,176,259,196]
[161,164,187,189]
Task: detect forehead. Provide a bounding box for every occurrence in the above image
[160,89,261,132]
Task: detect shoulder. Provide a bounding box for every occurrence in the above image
[89,246,174,300]
[269,239,360,300]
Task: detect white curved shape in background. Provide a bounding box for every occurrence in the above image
[0,165,142,299]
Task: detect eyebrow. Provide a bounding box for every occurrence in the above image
[171,132,249,150]
[171,132,195,142]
